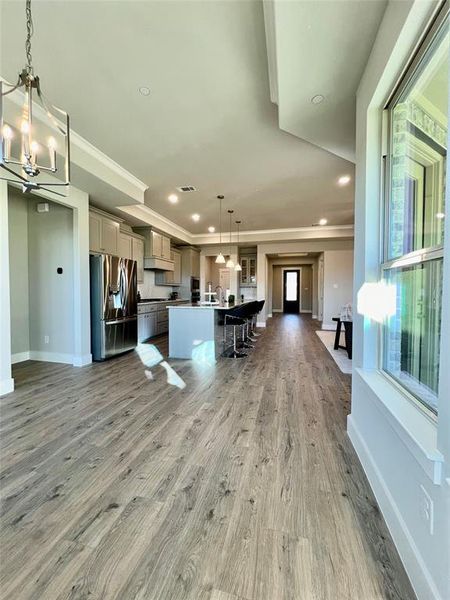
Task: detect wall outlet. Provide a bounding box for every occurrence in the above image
[44,335,50,344]
[420,484,434,535]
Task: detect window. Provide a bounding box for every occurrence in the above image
[382,10,448,415]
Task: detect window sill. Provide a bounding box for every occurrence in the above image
[354,368,444,484]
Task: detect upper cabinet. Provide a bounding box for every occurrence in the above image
[89,210,119,255]
[89,208,145,283]
[155,249,182,286]
[118,232,133,260]
[131,237,144,284]
[133,227,174,271]
[240,255,257,286]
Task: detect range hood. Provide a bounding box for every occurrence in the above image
[133,227,174,271]
[144,257,174,271]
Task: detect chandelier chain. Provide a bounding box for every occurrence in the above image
[25,0,34,75]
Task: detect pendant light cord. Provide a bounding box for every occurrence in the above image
[25,0,34,75]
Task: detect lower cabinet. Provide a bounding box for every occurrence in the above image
[138,312,157,342]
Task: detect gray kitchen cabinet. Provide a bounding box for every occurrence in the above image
[155,249,182,286]
[89,212,102,253]
[89,208,119,255]
[240,255,257,286]
[162,236,171,261]
[118,232,133,260]
[132,237,144,283]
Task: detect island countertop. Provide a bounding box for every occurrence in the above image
[168,301,253,310]
[168,300,256,360]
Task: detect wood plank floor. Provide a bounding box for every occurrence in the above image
[0,314,416,600]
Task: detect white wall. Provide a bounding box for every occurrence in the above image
[8,192,30,357]
[1,179,91,395]
[27,198,74,360]
[322,250,354,329]
[348,2,450,600]
[256,239,354,325]
[138,270,176,300]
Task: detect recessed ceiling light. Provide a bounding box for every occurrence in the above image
[192,214,200,222]
[139,86,151,96]
[311,94,325,104]
[338,175,351,186]
[208,226,215,233]
[319,218,328,226]
[436,212,445,219]
[168,194,178,204]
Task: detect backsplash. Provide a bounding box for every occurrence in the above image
[138,270,174,299]
[239,285,257,300]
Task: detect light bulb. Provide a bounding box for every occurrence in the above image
[338,175,351,186]
[192,213,200,222]
[21,120,30,134]
[319,218,328,226]
[208,226,215,233]
[48,136,57,149]
[235,263,242,272]
[168,194,178,203]
[216,253,226,264]
[436,212,445,220]
[31,141,39,153]
[226,258,234,269]
[3,125,13,139]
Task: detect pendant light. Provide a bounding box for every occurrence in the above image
[0,0,70,195]
[215,195,226,264]
[226,209,234,269]
[234,220,242,272]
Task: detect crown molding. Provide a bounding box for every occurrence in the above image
[117,202,354,245]
[70,131,148,194]
[191,224,354,238]
[117,203,193,243]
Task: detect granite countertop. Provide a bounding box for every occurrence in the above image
[138,299,190,305]
[169,300,253,310]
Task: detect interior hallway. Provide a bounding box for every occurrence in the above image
[0,315,415,599]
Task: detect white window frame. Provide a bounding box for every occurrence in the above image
[379,5,448,419]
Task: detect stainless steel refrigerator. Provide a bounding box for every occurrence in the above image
[90,254,137,361]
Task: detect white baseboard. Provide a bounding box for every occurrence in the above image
[12,351,92,367]
[347,415,441,600]
[312,314,318,319]
[300,309,312,314]
[267,313,273,318]
[29,351,74,365]
[0,378,14,397]
[11,351,31,364]
[256,321,266,328]
[321,322,336,331]
[272,309,282,313]
[72,354,92,367]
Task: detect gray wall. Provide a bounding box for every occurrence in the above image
[322,250,354,328]
[272,264,313,312]
[28,198,74,357]
[8,191,30,355]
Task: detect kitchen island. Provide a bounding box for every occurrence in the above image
[168,302,252,361]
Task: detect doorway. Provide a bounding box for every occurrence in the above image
[283,269,300,313]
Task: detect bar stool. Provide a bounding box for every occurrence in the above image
[251,300,265,337]
[245,301,259,343]
[223,307,247,358]
[237,303,256,351]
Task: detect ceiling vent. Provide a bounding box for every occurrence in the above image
[176,185,197,193]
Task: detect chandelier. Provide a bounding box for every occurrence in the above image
[0,0,70,195]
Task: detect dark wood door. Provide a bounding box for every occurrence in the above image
[283,270,300,313]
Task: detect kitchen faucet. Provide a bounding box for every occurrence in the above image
[215,286,224,303]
